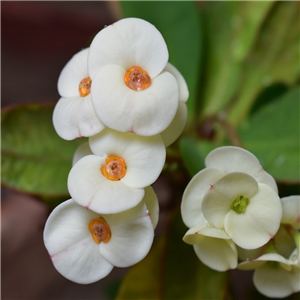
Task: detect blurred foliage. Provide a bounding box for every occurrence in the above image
[200,1,299,125]
[1,104,84,200]
[116,211,229,300]
[239,86,300,183]
[199,1,273,117]
[228,1,300,125]
[180,86,300,184]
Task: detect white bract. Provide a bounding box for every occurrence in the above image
[143,186,159,229]
[237,225,296,262]
[238,250,300,298]
[53,48,105,140]
[88,18,181,136]
[183,213,237,271]
[68,128,166,214]
[280,195,300,230]
[159,63,189,147]
[44,198,155,284]
[181,146,278,229]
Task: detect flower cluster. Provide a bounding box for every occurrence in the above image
[181,146,300,298]
[44,18,189,284]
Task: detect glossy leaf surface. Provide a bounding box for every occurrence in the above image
[239,87,300,183]
[1,103,84,198]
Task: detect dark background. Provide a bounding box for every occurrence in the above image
[1,1,119,107]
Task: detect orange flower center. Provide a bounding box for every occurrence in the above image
[79,76,92,97]
[124,66,151,91]
[89,217,111,244]
[101,156,127,181]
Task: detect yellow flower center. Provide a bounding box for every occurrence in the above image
[79,76,92,97]
[89,217,111,244]
[101,155,127,181]
[124,66,151,91]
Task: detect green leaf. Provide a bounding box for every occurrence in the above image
[116,211,229,300]
[250,83,289,115]
[162,212,229,300]
[200,1,273,116]
[239,87,300,183]
[1,103,84,198]
[120,1,202,125]
[229,1,300,125]
[179,137,220,177]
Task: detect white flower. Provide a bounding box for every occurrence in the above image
[143,186,159,229]
[72,141,92,166]
[201,172,282,249]
[183,213,237,271]
[68,128,166,214]
[181,146,278,229]
[205,146,278,192]
[71,142,160,227]
[44,198,155,284]
[238,249,300,298]
[281,195,300,230]
[53,48,105,140]
[71,66,189,150]
[88,18,182,136]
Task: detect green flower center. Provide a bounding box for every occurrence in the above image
[231,195,249,214]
